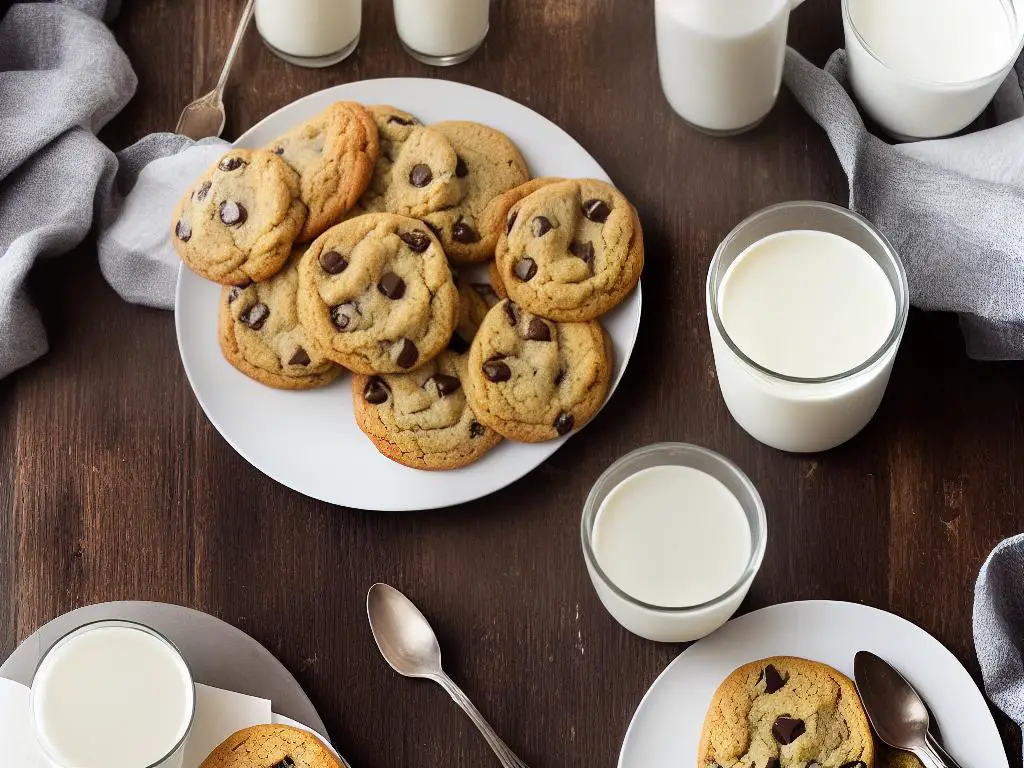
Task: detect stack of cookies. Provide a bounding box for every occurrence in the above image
[172,101,644,471]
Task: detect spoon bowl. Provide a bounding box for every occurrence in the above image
[367,583,443,679]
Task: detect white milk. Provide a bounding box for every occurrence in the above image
[256,0,361,62]
[709,229,901,453]
[592,465,751,608]
[393,0,489,60]
[655,0,792,133]
[844,0,1021,137]
[32,624,194,768]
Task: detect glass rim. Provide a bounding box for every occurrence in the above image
[30,618,197,768]
[707,201,910,385]
[580,442,768,614]
[842,0,1024,90]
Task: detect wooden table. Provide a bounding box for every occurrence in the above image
[2,1,1022,765]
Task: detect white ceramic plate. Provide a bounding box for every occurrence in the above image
[619,600,1007,768]
[175,79,642,511]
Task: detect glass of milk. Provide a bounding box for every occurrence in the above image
[256,0,362,68]
[31,620,196,768]
[843,0,1023,138]
[393,0,490,66]
[581,443,767,643]
[707,202,909,454]
[654,0,806,135]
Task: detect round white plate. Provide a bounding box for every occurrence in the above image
[619,600,1008,768]
[175,78,642,511]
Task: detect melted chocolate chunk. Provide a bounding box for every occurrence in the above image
[482,358,511,383]
[771,716,805,745]
[524,317,551,342]
[839,763,867,768]
[240,302,269,331]
[270,758,295,768]
[227,286,243,304]
[388,115,417,126]
[554,412,574,435]
[319,250,348,274]
[762,664,786,694]
[219,200,247,226]
[193,180,211,202]
[393,339,419,369]
[288,348,311,366]
[513,258,537,282]
[452,221,480,244]
[532,216,553,237]
[218,156,245,172]
[765,760,780,768]
[506,210,518,234]
[569,240,595,266]
[430,374,461,397]
[399,231,431,253]
[377,272,406,300]
[470,421,486,438]
[503,301,519,328]
[175,219,191,242]
[364,377,390,404]
[272,146,284,155]
[455,155,468,178]
[409,164,433,187]
[582,198,611,222]
[330,302,359,331]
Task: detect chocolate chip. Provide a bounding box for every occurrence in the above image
[193,181,211,202]
[288,348,311,366]
[175,219,191,242]
[272,146,284,155]
[839,763,867,768]
[582,198,611,222]
[455,155,468,178]
[378,272,406,300]
[569,240,595,266]
[503,301,519,327]
[271,757,295,768]
[240,302,269,331]
[430,374,461,397]
[392,339,418,369]
[448,333,471,354]
[364,377,390,404]
[532,216,553,237]
[554,412,574,435]
[452,221,480,244]
[766,760,780,768]
[771,716,805,745]
[524,317,551,342]
[554,369,565,385]
[319,250,348,274]
[218,156,245,172]
[388,115,417,126]
[330,302,359,331]
[409,164,432,187]
[219,200,247,226]
[227,286,243,303]
[470,421,486,438]
[763,664,786,694]
[400,231,431,253]
[513,258,537,282]
[506,210,518,234]
[482,358,511,382]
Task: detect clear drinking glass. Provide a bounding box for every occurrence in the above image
[256,0,362,68]
[581,443,767,643]
[31,619,196,768]
[393,0,490,66]
[707,202,909,453]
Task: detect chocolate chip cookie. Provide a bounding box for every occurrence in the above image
[268,101,379,242]
[172,148,306,285]
[465,299,612,442]
[219,250,342,390]
[449,274,500,354]
[199,724,340,768]
[296,213,459,375]
[352,350,502,470]
[421,121,530,264]
[495,178,643,321]
[698,657,876,768]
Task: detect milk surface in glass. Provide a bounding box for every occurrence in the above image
[256,0,361,61]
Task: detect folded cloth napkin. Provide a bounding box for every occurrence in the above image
[974,534,1024,762]
[783,48,1024,361]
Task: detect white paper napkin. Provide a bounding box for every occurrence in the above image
[0,677,332,768]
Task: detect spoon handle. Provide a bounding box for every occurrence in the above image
[215,0,256,98]
[924,731,965,768]
[433,673,529,768]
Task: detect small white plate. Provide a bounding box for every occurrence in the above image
[619,600,1007,768]
[175,79,642,511]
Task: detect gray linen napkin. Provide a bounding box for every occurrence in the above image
[783,48,1024,361]
[974,534,1024,761]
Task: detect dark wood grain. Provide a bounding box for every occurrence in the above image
[2,1,1023,766]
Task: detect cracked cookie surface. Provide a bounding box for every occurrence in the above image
[698,657,876,768]
[267,101,378,242]
[297,213,458,374]
[199,724,340,768]
[352,350,501,470]
[495,178,643,321]
[464,299,612,442]
[172,148,306,285]
[219,250,342,390]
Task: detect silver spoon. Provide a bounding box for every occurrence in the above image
[175,0,255,139]
[366,583,529,768]
[854,651,964,768]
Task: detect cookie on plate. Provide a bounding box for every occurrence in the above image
[420,121,530,264]
[172,148,306,285]
[352,350,502,470]
[494,178,643,321]
[697,656,876,768]
[449,274,500,354]
[465,299,612,442]
[219,250,342,390]
[296,213,459,374]
[268,101,379,242]
[199,724,340,768]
